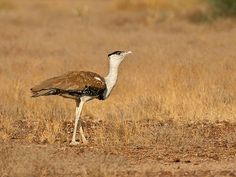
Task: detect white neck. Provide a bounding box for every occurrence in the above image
[103,58,122,99]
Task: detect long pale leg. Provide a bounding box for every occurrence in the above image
[70,100,85,145]
[79,120,88,144]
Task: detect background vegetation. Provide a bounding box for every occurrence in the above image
[114,0,236,22]
[209,0,236,16]
[0,0,236,176]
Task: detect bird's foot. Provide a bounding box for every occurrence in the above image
[70,141,80,146]
[70,140,88,146]
[82,139,88,145]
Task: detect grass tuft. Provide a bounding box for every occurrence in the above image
[208,0,236,17]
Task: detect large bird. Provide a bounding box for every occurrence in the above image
[31,51,132,145]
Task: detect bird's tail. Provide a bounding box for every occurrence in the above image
[30,88,60,97]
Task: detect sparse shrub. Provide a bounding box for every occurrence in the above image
[208,0,236,17]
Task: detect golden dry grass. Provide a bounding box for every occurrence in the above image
[113,0,210,22]
[114,0,202,12]
[0,0,236,176]
[0,0,235,143]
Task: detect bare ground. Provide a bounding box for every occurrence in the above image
[1,120,236,177]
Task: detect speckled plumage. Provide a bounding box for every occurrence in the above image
[31,71,106,100]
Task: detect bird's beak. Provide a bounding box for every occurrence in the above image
[125,51,132,55]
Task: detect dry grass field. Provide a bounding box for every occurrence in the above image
[0,0,236,176]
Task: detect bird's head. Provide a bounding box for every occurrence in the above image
[108,51,132,65]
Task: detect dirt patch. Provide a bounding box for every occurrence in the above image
[1,120,236,177]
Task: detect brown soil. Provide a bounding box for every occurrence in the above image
[1,120,236,177]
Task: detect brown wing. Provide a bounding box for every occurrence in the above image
[31,71,106,99]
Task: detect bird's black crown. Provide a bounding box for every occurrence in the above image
[108,51,124,57]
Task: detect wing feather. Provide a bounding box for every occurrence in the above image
[31,71,106,98]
